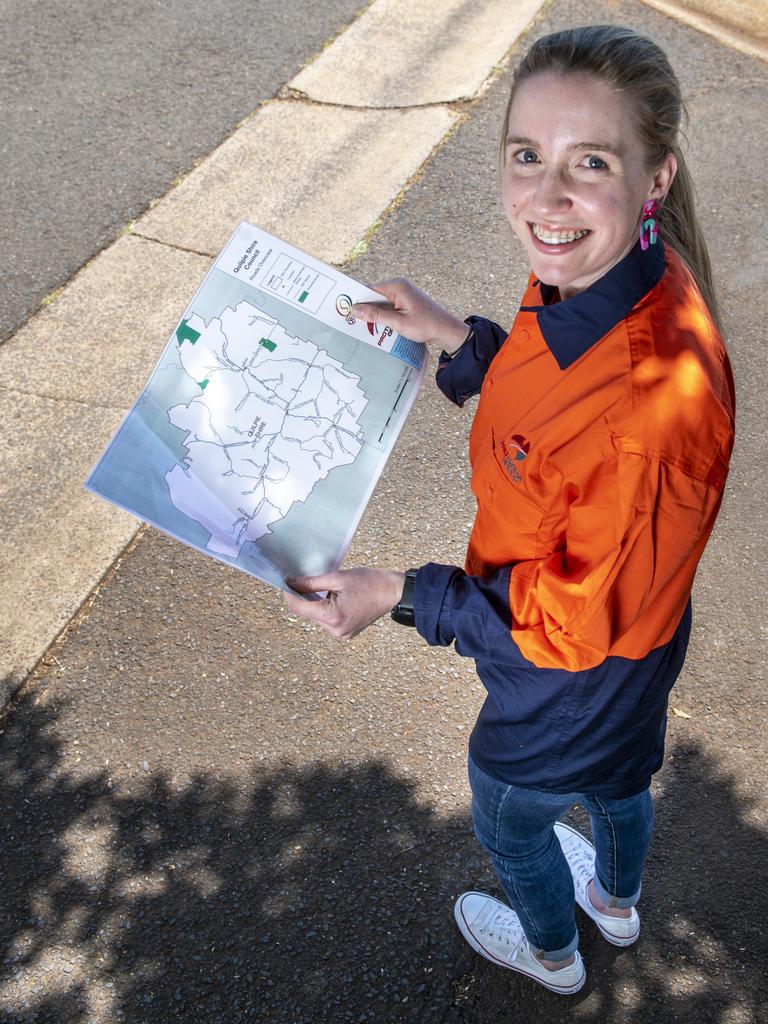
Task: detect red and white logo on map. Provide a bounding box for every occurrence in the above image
[336,294,395,346]
[335,294,356,325]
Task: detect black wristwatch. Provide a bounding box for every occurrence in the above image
[391,568,418,627]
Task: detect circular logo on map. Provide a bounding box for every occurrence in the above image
[335,294,356,326]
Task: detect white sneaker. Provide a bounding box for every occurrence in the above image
[554,822,641,947]
[454,891,585,995]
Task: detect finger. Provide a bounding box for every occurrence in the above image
[286,573,343,595]
[365,278,410,303]
[284,576,317,597]
[350,300,397,326]
[283,587,321,610]
[283,591,335,626]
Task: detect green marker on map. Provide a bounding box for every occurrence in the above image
[176,319,201,346]
[259,337,277,352]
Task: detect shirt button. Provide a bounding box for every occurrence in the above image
[485,484,493,497]
[518,329,530,341]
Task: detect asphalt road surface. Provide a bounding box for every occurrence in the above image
[0,0,367,342]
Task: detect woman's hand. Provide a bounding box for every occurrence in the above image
[283,568,406,639]
[352,278,469,354]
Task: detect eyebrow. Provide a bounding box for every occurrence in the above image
[505,135,624,156]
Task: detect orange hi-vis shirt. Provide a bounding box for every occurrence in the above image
[413,240,735,796]
[467,245,733,671]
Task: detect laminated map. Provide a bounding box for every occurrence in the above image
[86,222,427,593]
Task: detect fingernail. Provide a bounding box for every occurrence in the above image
[350,305,363,316]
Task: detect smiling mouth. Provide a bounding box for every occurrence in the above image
[530,223,591,245]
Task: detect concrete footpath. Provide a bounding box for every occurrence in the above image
[1,0,766,1022]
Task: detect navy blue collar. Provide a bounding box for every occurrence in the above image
[520,240,666,370]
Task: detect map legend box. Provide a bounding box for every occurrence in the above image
[263,253,333,313]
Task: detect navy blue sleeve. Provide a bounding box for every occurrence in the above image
[413,561,530,669]
[435,316,509,407]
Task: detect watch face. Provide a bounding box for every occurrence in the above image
[391,606,416,627]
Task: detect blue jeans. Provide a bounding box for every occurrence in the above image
[468,754,654,961]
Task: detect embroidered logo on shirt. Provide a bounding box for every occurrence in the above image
[499,434,530,483]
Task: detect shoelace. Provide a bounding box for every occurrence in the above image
[560,836,595,901]
[471,900,581,973]
[560,835,635,930]
[474,901,525,951]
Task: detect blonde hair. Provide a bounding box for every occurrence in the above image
[504,25,722,332]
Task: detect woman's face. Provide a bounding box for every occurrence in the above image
[502,71,676,298]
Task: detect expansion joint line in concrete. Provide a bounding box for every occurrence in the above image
[275,89,482,114]
[0,384,129,413]
[129,233,215,260]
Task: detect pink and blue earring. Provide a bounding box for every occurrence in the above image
[639,200,658,251]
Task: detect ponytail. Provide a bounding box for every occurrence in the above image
[659,151,722,332]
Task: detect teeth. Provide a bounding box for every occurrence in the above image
[532,225,589,244]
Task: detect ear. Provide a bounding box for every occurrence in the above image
[649,151,677,201]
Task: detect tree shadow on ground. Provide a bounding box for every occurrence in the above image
[1,694,765,1024]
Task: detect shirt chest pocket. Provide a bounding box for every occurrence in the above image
[470,432,546,561]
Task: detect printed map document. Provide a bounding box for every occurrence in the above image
[87,222,427,593]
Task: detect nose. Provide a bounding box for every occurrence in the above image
[531,167,572,218]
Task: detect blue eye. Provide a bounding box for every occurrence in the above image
[585,154,607,169]
[515,149,539,164]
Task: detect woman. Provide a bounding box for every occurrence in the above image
[284,25,735,995]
